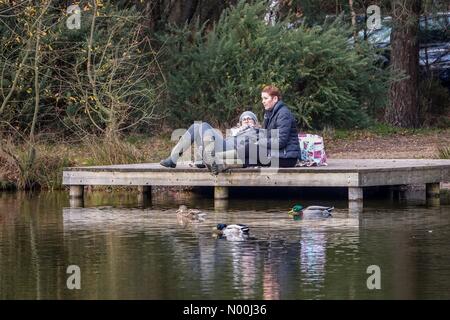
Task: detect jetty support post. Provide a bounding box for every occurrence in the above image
[349,187,363,201]
[214,199,229,212]
[426,183,440,206]
[214,186,229,200]
[348,187,363,213]
[69,185,84,207]
[138,185,152,207]
[389,184,408,201]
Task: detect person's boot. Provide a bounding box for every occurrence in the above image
[211,150,243,174]
[160,157,176,168]
[193,145,206,168]
[163,132,192,168]
[202,137,216,173]
[206,151,233,175]
[210,161,226,175]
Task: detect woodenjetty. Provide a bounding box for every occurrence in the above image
[63,159,450,211]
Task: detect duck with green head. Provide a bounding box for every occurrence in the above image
[288,204,333,219]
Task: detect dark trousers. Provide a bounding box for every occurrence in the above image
[278,158,298,167]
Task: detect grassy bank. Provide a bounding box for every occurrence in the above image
[0,135,173,191]
[1,125,449,191]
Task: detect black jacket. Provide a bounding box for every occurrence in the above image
[261,101,300,159]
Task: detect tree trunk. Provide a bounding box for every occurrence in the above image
[385,0,421,128]
[349,0,357,40]
[144,0,237,31]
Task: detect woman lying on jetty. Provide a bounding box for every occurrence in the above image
[159,111,261,171]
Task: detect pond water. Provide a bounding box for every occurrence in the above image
[0,189,449,299]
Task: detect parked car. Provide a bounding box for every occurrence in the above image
[359,13,450,87]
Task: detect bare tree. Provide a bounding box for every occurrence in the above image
[62,2,164,142]
[0,1,52,188]
[349,0,357,39]
[141,0,238,31]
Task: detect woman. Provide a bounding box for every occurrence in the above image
[230,111,261,136]
[160,111,260,170]
[258,85,300,168]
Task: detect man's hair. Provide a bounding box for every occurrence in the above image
[262,85,281,100]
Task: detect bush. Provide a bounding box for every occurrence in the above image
[82,135,147,166]
[438,146,450,159]
[419,77,450,128]
[0,1,163,138]
[158,0,392,129]
[0,141,73,190]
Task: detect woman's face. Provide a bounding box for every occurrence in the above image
[241,117,256,127]
[261,92,278,110]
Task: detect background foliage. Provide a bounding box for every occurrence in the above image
[159,0,393,129]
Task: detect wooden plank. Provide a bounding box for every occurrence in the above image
[63,170,361,187]
[62,159,450,173]
[359,168,444,186]
[62,159,450,188]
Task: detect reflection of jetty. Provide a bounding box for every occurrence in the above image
[62,207,360,232]
[63,159,450,210]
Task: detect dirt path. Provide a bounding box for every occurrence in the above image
[325,129,450,188]
[326,129,450,159]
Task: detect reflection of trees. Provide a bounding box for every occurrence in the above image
[299,231,327,288]
[262,240,286,300]
[63,206,201,299]
[263,259,281,300]
[13,193,449,299]
[0,192,66,299]
[320,229,361,299]
[63,205,229,298]
[229,242,258,299]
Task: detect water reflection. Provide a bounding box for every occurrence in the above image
[1,191,450,299]
[216,241,259,299]
[262,242,283,300]
[59,204,361,299]
[300,231,327,287]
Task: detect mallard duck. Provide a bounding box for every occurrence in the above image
[176,205,207,221]
[288,204,333,219]
[212,223,250,241]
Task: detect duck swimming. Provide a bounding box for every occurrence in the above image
[288,204,333,219]
[176,205,207,221]
[212,223,250,241]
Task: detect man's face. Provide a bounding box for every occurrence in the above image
[261,92,278,110]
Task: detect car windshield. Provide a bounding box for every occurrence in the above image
[420,14,450,30]
[419,42,450,68]
[358,17,392,45]
[359,13,449,46]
